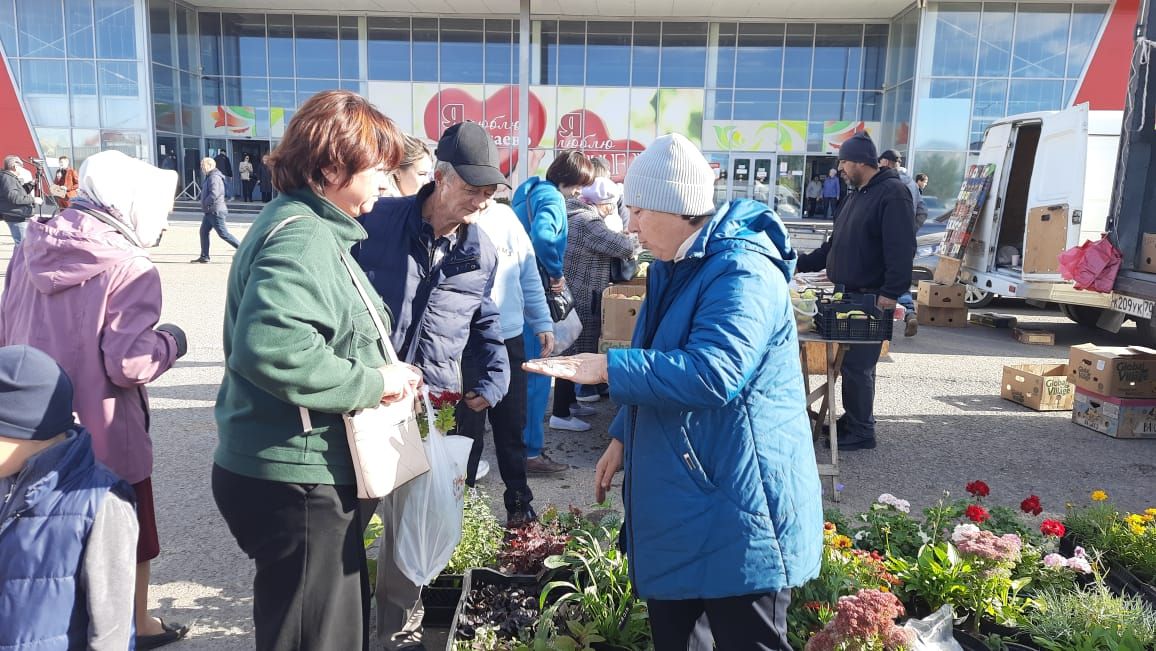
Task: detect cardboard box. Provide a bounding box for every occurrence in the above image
[600,285,646,341]
[1067,343,1156,399]
[933,255,962,284]
[1072,388,1156,439]
[916,306,968,327]
[800,340,890,375]
[917,281,967,307]
[1140,233,1156,273]
[1014,327,1055,345]
[1001,364,1074,411]
[597,339,631,354]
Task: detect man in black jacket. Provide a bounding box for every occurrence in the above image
[355,121,511,651]
[1,155,42,246]
[797,132,915,450]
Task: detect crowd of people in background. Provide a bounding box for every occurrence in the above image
[0,87,931,650]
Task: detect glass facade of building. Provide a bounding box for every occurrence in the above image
[0,0,1112,207]
[0,0,150,163]
[912,1,1108,200]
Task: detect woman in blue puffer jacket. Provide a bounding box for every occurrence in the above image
[525,134,823,650]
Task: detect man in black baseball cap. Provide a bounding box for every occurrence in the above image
[354,121,511,649]
[435,121,512,188]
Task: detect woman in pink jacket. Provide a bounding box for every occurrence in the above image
[0,150,190,649]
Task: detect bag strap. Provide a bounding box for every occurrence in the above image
[263,215,402,432]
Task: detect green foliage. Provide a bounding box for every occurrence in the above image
[538,525,650,650]
[888,542,1032,631]
[1066,502,1156,584]
[1021,582,1156,650]
[446,489,505,574]
[364,512,384,581]
[855,503,928,560]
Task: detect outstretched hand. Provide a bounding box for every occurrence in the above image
[523,353,609,385]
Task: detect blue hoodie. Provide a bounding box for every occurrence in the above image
[606,198,823,600]
[510,177,567,280]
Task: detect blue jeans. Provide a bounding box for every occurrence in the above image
[522,323,550,458]
[6,220,26,245]
[898,292,916,316]
[200,211,241,258]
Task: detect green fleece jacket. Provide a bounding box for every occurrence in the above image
[214,189,389,485]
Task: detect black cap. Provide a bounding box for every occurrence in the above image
[434,122,510,188]
[838,132,879,166]
[0,345,76,441]
[879,149,902,164]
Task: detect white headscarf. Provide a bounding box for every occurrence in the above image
[76,150,177,248]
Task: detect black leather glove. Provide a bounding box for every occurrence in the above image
[157,323,188,358]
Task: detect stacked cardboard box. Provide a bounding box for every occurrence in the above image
[1067,343,1156,439]
[1000,364,1074,411]
[598,285,646,353]
[915,281,968,327]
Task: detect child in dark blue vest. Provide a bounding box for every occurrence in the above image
[0,345,138,651]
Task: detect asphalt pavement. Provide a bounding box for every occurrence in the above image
[1,214,1153,649]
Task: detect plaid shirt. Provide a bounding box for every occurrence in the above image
[562,198,638,354]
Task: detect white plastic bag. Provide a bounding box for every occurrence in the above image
[552,310,583,355]
[391,388,474,585]
[903,604,964,651]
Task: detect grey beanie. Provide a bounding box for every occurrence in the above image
[623,134,715,216]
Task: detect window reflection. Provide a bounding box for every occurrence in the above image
[782,24,814,89]
[1011,4,1070,78]
[295,15,339,79]
[485,19,513,84]
[67,0,95,58]
[223,13,267,78]
[368,17,411,81]
[660,22,707,88]
[17,0,65,58]
[340,16,359,80]
[150,0,172,66]
[631,22,660,87]
[94,0,134,59]
[587,21,631,86]
[735,23,783,89]
[812,24,862,90]
[267,14,293,77]
[439,18,484,83]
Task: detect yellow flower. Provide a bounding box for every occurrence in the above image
[1091,490,1109,502]
[833,535,853,549]
[1130,522,1146,536]
[1146,508,1156,517]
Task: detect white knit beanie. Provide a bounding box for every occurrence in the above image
[623,134,715,216]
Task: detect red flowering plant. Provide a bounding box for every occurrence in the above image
[1021,495,1043,517]
[787,523,902,648]
[1039,519,1066,538]
[418,390,461,439]
[966,480,991,498]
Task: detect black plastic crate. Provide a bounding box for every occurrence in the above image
[814,292,894,341]
[423,573,464,628]
[446,568,542,645]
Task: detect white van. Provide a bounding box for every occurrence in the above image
[958,103,1123,326]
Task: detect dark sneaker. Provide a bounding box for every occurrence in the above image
[822,434,877,451]
[904,315,918,337]
[136,619,189,650]
[190,256,209,264]
[525,452,567,474]
[506,505,538,529]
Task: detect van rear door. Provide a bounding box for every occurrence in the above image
[961,121,1013,276]
[1021,103,1089,281]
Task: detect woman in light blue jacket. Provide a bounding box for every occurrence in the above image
[526,134,822,650]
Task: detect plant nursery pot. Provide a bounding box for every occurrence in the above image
[953,629,990,651]
[423,573,464,628]
[447,568,542,644]
[1104,559,1156,608]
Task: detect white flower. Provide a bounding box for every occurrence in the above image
[1074,546,1086,558]
[876,493,912,513]
[952,523,980,543]
[1066,557,1092,574]
[1042,553,1066,568]
[918,530,932,545]
[854,530,869,541]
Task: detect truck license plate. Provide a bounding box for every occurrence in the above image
[1110,293,1154,320]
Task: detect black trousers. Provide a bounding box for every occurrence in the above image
[457,335,534,515]
[242,179,256,202]
[212,464,371,651]
[551,378,577,418]
[647,589,793,651]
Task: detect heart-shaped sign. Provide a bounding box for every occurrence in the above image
[423,86,546,177]
[555,110,645,182]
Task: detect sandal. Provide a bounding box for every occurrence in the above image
[136,618,189,650]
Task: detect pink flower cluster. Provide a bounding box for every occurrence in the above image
[952,526,1022,562]
[1043,546,1092,574]
[805,589,912,651]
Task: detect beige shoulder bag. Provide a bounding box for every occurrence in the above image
[270,216,430,498]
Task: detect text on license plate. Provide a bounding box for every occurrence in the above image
[1111,293,1154,319]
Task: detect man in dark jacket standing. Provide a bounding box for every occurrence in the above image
[192,157,240,263]
[355,121,510,651]
[798,131,915,450]
[213,149,234,200]
[1,155,42,245]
